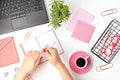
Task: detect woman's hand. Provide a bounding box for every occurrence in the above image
[44,47,73,80]
[44,46,62,67]
[14,51,40,80]
[21,51,40,74]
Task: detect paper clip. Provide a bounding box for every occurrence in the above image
[101,8,118,16]
[96,63,113,72]
[24,28,33,40]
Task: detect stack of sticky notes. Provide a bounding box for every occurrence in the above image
[67,8,95,43]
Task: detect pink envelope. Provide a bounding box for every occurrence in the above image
[0,37,19,67]
[67,8,94,32]
[72,20,95,43]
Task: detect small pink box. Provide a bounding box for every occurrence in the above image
[72,20,95,43]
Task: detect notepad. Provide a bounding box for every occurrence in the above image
[72,20,95,43]
[0,37,19,67]
[20,29,64,63]
[67,8,94,32]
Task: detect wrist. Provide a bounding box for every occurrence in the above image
[56,62,65,69]
[15,68,28,80]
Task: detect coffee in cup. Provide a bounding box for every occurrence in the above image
[76,56,89,69]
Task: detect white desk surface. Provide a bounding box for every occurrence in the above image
[1,0,120,80]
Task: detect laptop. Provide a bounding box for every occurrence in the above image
[0,0,49,34]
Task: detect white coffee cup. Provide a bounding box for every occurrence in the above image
[75,56,89,69]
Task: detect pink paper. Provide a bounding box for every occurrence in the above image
[67,8,94,32]
[0,37,19,67]
[72,20,95,43]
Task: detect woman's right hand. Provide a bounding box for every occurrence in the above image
[44,46,62,67]
[44,46,74,80]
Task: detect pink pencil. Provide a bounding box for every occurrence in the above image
[40,42,56,58]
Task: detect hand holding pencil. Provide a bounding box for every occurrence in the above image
[44,45,62,67]
[40,42,56,58]
[15,45,73,80]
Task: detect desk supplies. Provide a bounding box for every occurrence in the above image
[91,19,120,63]
[72,20,95,43]
[67,8,95,43]
[67,8,94,32]
[0,37,19,67]
[20,29,64,63]
[40,42,56,58]
[96,63,113,72]
[69,51,92,74]
[24,28,33,40]
[101,8,118,16]
[42,42,56,52]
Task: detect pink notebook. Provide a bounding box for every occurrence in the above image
[67,8,94,32]
[72,20,95,43]
[0,37,19,67]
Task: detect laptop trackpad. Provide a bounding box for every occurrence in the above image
[11,17,28,29]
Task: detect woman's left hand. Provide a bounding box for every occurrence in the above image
[20,51,40,75]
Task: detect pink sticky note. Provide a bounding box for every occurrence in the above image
[72,20,95,43]
[67,8,94,32]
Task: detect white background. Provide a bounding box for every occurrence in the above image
[1,0,120,80]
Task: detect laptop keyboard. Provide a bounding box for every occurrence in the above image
[0,0,43,20]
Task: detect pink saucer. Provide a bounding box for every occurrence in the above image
[69,51,92,74]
